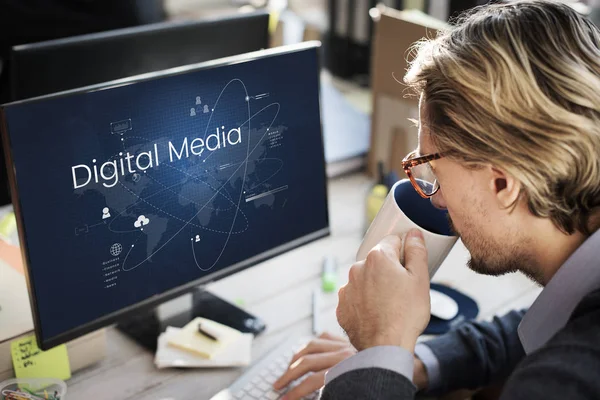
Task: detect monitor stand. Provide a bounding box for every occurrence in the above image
[116,288,266,351]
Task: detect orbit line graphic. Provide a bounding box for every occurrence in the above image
[93,78,283,272]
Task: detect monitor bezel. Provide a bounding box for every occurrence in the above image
[0,41,330,350]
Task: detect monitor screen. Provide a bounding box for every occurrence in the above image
[1,43,329,349]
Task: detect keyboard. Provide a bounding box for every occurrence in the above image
[210,336,319,400]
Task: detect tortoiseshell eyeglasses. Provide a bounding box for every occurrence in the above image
[401,150,443,198]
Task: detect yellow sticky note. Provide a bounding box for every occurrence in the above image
[269,11,280,36]
[0,212,16,238]
[11,335,71,380]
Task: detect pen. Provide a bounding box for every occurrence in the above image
[312,288,321,335]
[197,323,220,341]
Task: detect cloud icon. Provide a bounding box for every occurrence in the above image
[134,215,150,228]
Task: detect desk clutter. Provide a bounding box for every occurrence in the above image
[155,318,253,369]
[0,378,66,400]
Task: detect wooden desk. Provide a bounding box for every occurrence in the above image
[66,173,541,399]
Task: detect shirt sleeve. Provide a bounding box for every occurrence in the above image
[414,343,442,391]
[420,309,527,396]
[325,346,414,385]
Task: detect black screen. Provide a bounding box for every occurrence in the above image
[10,12,269,101]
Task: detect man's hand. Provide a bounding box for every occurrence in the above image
[336,229,431,352]
[414,355,429,391]
[273,332,356,400]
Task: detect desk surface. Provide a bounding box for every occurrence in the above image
[67,173,541,400]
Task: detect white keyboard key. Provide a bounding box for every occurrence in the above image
[266,391,280,400]
[264,373,278,384]
[258,382,271,392]
[210,337,314,400]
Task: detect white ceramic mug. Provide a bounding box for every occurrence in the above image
[357,179,458,278]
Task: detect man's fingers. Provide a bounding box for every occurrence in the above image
[282,370,326,400]
[288,339,350,366]
[274,351,351,390]
[367,235,403,264]
[403,229,429,278]
[347,260,365,284]
[318,332,348,342]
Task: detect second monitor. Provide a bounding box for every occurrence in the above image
[9,11,270,101]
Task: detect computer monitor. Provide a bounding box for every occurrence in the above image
[0,42,329,350]
[9,11,270,101]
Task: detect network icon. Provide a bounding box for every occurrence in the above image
[110,243,123,256]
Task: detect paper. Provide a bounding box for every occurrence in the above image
[11,335,71,380]
[320,80,370,163]
[0,239,24,274]
[155,326,252,369]
[167,317,242,359]
[0,261,34,342]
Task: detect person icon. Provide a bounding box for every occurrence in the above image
[102,207,111,220]
[195,235,201,242]
[190,108,196,117]
[196,96,202,105]
[203,105,209,113]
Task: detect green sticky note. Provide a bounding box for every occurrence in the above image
[11,335,71,380]
[234,298,246,307]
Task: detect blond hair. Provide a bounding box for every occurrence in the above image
[405,0,600,235]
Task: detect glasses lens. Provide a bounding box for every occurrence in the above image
[411,162,439,196]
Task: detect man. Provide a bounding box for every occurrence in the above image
[273,1,600,398]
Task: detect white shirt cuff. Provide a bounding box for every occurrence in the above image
[414,343,442,391]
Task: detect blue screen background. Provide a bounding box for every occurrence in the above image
[2,48,328,342]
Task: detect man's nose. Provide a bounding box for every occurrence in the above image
[430,190,447,210]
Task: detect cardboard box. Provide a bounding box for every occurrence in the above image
[368,7,448,176]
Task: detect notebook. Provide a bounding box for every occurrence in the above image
[156,326,252,369]
[166,317,243,359]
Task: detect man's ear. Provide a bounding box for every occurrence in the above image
[489,166,521,208]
